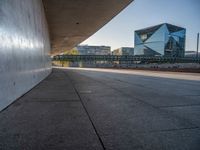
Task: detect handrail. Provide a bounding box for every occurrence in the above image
[53,55,200,63]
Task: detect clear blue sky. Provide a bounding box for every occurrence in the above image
[81,0,200,51]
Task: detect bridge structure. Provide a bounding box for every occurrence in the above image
[0,0,133,111]
[1,1,200,149]
[53,55,200,64]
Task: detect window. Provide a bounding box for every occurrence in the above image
[140,34,147,41]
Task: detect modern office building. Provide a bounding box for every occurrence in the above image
[76,45,111,55]
[134,23,186,57]
[112,47,134,55]
[185,51,200,58]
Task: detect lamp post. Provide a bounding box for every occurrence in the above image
[197,33,199,59]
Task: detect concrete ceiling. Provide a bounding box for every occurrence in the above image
[42,0,134,55]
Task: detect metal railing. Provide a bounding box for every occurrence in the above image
[53,55,200,63]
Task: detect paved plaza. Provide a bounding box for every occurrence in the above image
[0,67,200,150]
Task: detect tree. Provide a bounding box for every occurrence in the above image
[63,49,79,55]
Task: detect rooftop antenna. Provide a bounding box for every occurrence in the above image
[197,33,199,59]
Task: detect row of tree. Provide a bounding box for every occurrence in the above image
[63,49,79,55]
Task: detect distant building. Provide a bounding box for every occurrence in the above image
[134,23,186,57]
[112,47,134,55]
[76,45,111,55]
[185,51,200,58]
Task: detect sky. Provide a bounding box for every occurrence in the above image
[81,0,200,51]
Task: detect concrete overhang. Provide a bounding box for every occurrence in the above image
[42,0,133,55]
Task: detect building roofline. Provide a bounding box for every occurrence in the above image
[135,23,185,33]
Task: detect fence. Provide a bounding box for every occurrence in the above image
[53,55,200,64]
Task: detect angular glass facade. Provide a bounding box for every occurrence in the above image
[134,23,186,57]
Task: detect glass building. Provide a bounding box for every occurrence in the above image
[134,23,186,57]
[76,45,111,55]
[112,47,134,55]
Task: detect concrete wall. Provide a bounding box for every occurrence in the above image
[0,0,51,110]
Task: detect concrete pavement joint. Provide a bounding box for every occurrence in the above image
[72,70,198,129]
[62,70,106,150]
[0,72,53,113]
[25,100,80,103]
[114,78,146,88]
[159,104,200,108]
[133,126,200,134]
